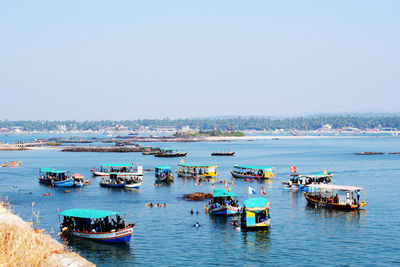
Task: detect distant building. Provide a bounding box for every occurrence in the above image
[180,125,191,132]
[321,124,332,131]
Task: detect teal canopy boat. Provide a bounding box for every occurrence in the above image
[155,166,174,182]
[208,189,241,216]
[58,209,134,243]
[230,165,275,179]
[38,167,55,185]
[241,197,271,229]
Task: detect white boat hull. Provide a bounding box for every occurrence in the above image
[70,227,133,243]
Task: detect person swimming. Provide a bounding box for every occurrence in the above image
[193,222,200,227]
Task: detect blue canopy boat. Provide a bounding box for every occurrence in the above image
[155,166,174,182]
[241,197,271,229]
[38,167,55,185]
[208,189,241,216]
[230,165,275,179]
[51,170,74,188]
[58,209,134,243]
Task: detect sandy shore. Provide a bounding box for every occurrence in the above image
[0,202,94,266]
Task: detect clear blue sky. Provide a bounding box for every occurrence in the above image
[1,1,399,120]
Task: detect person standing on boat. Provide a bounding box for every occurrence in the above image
[334,194,339,204]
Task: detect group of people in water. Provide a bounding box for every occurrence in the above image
[62,215,128,233]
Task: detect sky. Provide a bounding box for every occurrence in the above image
[0,1,399,120]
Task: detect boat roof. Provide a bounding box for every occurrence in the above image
[58,209,121,219]
[52,170,69,174]
[40,167,54,172]
[306,184,365,191]
[178,164,218,168]
[72,173,84,178]
[101,164,134,167]
[213,188,238,198]
[243,197,269,208]
[155,166,172,170]
[234,165,274,170]
[299,172,333,178]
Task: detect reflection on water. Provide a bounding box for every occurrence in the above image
[66,237,133,264]
[242,229,271,252]
[304,205,366,224]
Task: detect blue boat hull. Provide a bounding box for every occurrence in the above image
[53,178,74,188]
[230,170,258,179]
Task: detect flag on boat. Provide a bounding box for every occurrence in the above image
[261,186,266,195]
[225,179,230,192]
[290,165,297,173]
[231,179,234,187]
[248,186,256,195]
[323,169,327,175]
[180,159,185,163]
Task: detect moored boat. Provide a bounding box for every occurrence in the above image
[122,174,143,189]
[154,149,187,157]
[230,165,275,179]
[211,148,235,156]
[155,166,174,182]
[241,197,271,229]
[208,189,241,216]
[91,164,143,177]
[58,209,134,243]
[177,164,218,179]
[303,184,366,210]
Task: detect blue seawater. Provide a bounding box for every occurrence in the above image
[0,136,400,266]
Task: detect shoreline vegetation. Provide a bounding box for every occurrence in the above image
[0,201,93,266]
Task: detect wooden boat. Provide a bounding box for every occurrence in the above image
[1,161,22,167]
[282,171,333,191]
[241,197,271,229]
[91,164,143,177]
[303,184,366,210]
[155,166,174,182]
[72,173,90,187]
[211,152,235,156]
[230,165,275,179]
[51,170,74,188]
[58,209,134,243]
[177,164,218,179]
[38,167,55,185]
[208,189,241,216]
[154,149,187,157]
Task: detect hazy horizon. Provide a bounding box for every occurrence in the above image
[1,1,399,120]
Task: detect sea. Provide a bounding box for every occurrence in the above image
[0,134,399,266]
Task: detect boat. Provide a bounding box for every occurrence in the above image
[99,174,126,188]
[51,170,74,188]
[58,209,134,243]
[211,148,235,156]
[282,171,333,191]
[177,164,218,179]
[303,184,366,210]
[91,164,143,177]
[208,189,241,216]
[154,149,187,157]
[72,173,90,187]
[1,161,22,168]
[155,166,174,182]
[230,165,276,179]
[38,167,55,185]
[241,197,271,229]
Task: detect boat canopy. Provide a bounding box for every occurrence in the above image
[59,209,121,219]
[40,167,54,172]
[178,164,218,168]
[243,197,269,208]
[52,170,69,174]
[234,165,274,171]
[72,173,84,178]
[101,164,134,168]
[213,189,238,198]
[155,166,172,170]
[306,184,365,191]
[298,172,333,178]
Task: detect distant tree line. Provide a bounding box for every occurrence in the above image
[1,115,400,131]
